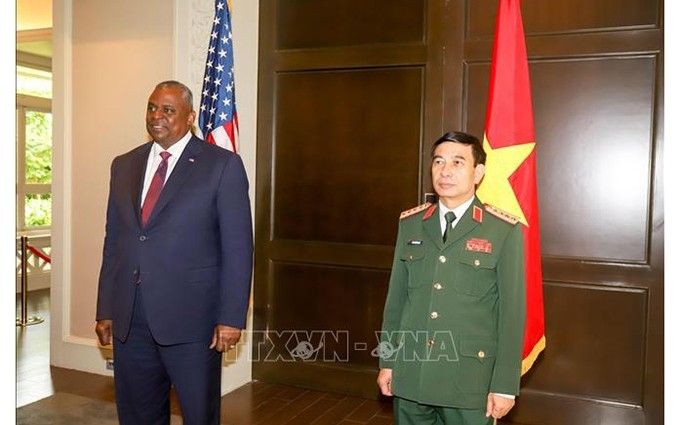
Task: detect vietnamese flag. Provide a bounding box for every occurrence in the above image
[476,0,545,375]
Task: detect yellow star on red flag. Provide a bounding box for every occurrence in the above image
[476,134,535,226]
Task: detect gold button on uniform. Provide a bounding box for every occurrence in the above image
[439,255,447,263]
[433,283,442,290]
[430,311,438,319]
[427,338,435,347]
[478,351,485,358]
[474,259,481,267]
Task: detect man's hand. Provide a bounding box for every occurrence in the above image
[210,325,242,352]
[377,368,393,396]
[95,320,113,346]
[486,393,515,419]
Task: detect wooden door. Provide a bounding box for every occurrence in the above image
[253,0,442,398]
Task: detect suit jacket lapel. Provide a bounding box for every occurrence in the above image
[131,143,152,226]
[143,136,204,227]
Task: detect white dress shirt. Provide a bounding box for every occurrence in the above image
[140,131,193,207]
[438,196,475,236]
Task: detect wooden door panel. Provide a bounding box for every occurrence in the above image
[273,68,423,246]
[524,283,647,405]
[264,262,389,367]
[276,0,425,49]
[468,0,660,37]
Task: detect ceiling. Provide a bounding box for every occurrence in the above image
[17,0,53,59]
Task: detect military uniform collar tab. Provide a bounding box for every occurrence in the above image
[422,204,437,221]
[473,205,483,223]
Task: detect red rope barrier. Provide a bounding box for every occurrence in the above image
[27,244,51,264]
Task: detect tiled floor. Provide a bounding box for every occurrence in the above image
[15,289,395,424]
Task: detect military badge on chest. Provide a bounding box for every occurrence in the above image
[465,238,492,253]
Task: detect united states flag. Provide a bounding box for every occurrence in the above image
[199,0,239,153]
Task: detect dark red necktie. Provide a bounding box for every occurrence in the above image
[141,151,171,225]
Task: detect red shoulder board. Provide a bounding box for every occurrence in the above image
[484,204,519,225]
[400,203,432,220]
[472,205,483,223]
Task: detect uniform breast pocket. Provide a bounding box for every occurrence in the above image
[453,254,497,297]
[400,247,426,288]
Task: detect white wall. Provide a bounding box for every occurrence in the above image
[51,0,259,394]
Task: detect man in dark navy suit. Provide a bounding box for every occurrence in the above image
[95,80,253,425]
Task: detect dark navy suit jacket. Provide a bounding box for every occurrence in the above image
[96,135,253,345]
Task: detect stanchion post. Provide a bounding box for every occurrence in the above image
[16,236,44,327]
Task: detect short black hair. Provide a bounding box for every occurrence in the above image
[431,131,486,165]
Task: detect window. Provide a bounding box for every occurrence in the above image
[16,66,52,232]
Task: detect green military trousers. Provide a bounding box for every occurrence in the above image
[394,397,495,425]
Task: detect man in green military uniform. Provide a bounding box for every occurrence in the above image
[377,131,526,424]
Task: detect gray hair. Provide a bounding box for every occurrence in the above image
[155,80,194,111]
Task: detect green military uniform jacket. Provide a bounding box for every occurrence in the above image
[379,196,526,409]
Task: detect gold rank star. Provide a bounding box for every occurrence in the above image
[476,134,535,226]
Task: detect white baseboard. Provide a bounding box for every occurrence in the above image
[51,335,115,377]
[52,335,251,395]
